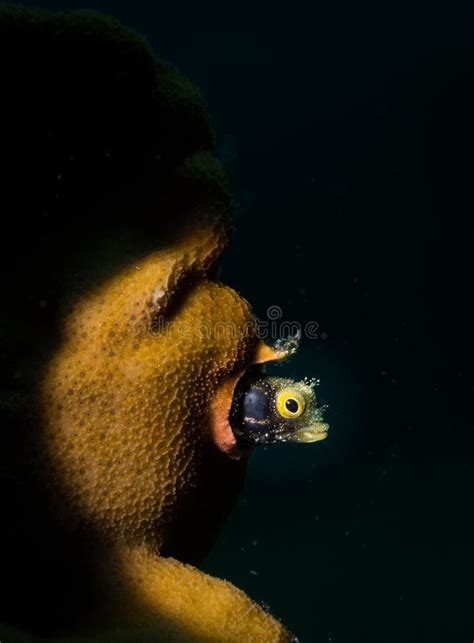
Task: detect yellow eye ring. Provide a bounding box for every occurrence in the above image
[276,388,306,419]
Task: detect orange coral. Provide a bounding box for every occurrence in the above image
[0,8,294,639]
[38,209,293,641]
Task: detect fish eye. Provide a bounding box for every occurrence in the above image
[276,388,306,419]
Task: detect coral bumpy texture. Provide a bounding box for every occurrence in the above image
[39,211,291,642]
[0,6,293,643]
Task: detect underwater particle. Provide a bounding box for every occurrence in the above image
[273,333,300,356]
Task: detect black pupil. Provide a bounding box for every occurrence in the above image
[285,398,299,414]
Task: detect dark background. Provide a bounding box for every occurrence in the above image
[6,1,474,641]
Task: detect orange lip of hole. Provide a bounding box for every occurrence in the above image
[208,342,288,460]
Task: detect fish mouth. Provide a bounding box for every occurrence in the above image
[288,423,329,444]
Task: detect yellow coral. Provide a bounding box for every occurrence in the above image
[34,209,292,642]
[0,8,294,641]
